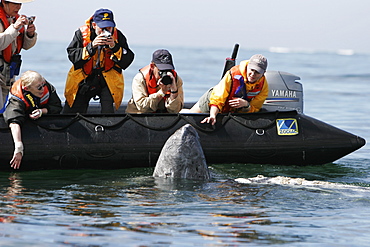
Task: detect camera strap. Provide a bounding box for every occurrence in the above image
[94,46,103,69]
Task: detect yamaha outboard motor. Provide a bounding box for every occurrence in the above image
[263,71,303,113]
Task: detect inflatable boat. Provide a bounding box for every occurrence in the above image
[0,44,365,170]
[0,69,365,170]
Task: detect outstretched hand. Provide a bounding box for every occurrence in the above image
[10,152,22,169]
[201,116,216,125]
[201,105,219,126]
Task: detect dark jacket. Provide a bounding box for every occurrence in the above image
[3,82,62,126]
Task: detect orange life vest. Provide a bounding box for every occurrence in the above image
[0,6,24,63]
[79,22,118,75]
[222,65,265,113]
[139,65,177,95]
[10,79,50,111]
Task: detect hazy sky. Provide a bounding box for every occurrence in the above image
[21,0,369,53]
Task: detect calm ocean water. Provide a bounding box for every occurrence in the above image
[0,41,369,246]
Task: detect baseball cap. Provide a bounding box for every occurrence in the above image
[248,54,268,74]
[92,9,116,29]
[152,49,175,70]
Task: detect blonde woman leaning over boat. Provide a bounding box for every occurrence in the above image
[186,54,269,125]
[3,70,62,169]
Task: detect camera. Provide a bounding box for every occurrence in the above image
[102,29,112,38]
[159,70,172,85]
[27,16,35,25]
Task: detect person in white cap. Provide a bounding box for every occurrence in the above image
[0,0,37,112]
[189,54,269,125]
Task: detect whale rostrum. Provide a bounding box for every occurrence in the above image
[153,124,211,180]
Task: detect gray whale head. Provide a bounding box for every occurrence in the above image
[153,124,211,180]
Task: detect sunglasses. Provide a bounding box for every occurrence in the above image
[36,84,46,91]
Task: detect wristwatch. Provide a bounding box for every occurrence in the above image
[243,103,251,110]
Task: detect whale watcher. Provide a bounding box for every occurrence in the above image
[187,54,269,125]
[3,70,62,169]
[126,49,184,113]
[62,8,134,114]
[0,0,37,113]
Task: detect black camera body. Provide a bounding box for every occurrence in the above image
[159,70,172,85]
[27,16,35,25]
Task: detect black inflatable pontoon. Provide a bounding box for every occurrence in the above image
[0,45,365,170]
[0,107,365,170]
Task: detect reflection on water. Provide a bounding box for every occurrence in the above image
[0,170,300,245]
[0,155,370,246]
[1,173,24,224]
[2,168,370,246]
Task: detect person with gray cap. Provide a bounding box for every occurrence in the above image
[126,49,184,113]
[0,0,37,113]
[188,54,268,125]
[62,8,134,114]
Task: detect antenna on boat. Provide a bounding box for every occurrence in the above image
[221,43,239,78]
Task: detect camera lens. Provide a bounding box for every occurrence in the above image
[159,71,172,85]
[161,75,172,85]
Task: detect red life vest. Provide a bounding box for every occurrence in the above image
[10,79,50,110]
[139,65,177,96]
[79,23,118,75]
[0,6,24,63]
[222,65,265,113]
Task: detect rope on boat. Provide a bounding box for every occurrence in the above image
[28,114,81,131]
[28,113,227,133]
[78,113,131,129]
[29,113,130,131]
[227,111,279,130]
[4,111,284,132]
[125,113,182,131]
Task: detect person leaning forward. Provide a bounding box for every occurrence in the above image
[188,54,269,125]
[62,8,134,114]
[125,49,184,113]
[0,0,37,112]
[3,70,62,169]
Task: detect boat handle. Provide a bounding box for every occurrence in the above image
[95,125,105,132]
[256,129,264,136]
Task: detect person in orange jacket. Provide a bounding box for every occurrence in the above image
[3,70,62,169]
[189,54,268,125]
[126,49,184,113]
[0,0,37,112]
[62,8,134,114]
